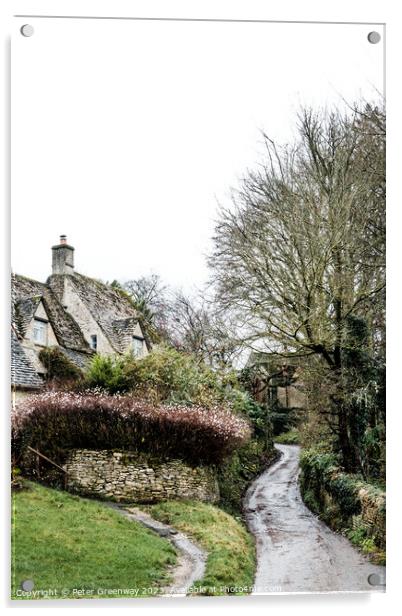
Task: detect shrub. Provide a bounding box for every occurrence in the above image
[228,393,266,431]
[299,447,386,561]
[275,428,300,445]
[122,346,233,407]
[84,346,257,415]
[38,347,83,382]
[12,392,251,468]
[300,448,361,527]
[269,400,302,436]
[84,354,130,394]
[299,448,361,517]
[217,439,277,514]
[126,347,202,402]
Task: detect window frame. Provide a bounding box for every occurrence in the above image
[132,335,144,358]
[33,317,48,346]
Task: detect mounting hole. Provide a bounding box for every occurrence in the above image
[20,24,34,37]
[367,31,381,44]
[368,572,385,586]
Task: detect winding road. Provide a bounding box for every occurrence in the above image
[244,444,385,593]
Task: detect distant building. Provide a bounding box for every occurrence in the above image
[245,351,305,410]
[11,236,149,400]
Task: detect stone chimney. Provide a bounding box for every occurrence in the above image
[52,235,75,275]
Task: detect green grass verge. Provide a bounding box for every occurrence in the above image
[275,428,300,444]
[147,500,255,596]
[346,524,386,566]
[11,481,177,600]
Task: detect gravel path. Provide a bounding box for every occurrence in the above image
[104,502,206,597]
[244,444,385,594]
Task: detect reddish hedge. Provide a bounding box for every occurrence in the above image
[12,391,251,467]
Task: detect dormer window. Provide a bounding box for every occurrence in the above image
[90,334,97,351]
[132,336,144,358]
[33,318,48,346]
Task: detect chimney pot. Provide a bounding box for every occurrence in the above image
[60,234,67,245]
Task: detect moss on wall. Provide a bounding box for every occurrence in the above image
[299,448,385,564]
[217,439,278,515]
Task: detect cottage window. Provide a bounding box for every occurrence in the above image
[33,319,48,345]
[132,336,144,357]
[90,334,97,350]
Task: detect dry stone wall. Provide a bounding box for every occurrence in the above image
[64,449,220,503]
[299,452,386,553]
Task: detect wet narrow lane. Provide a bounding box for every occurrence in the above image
[244,444,385,593]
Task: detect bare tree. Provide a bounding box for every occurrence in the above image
[171,293,239,368]
[209,102,385,469]
[114,276,240,367]
[166,291,240,368]
[113,275,171,344]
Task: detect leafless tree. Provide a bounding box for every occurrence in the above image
[114,275,171,344]
[166,291,241,368]
[115,276,240,366]
[209,102,385,469]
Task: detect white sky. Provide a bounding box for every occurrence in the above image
[12,18,384,290]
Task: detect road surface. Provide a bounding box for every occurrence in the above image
[244,444,385,593]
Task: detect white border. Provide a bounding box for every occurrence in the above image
[1,1,401,614]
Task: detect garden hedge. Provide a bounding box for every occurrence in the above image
[12,391,251,468]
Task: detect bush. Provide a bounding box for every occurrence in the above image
[229,395,271,438]
[38,347,83,382]
[299,448,386,561]
[124,346,224,405]
[217,439,277,514]
[12,392,251,469]
[299,448,361,517]
[275,428,300,444]
[269,400,302,436]
[84,354,130,394]
[84,347,260,416]
[300,449,362,522]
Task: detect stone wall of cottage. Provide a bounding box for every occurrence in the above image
[24,301,59,350]
[63,449,220,503]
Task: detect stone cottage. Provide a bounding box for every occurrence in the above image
[11,235,149,400]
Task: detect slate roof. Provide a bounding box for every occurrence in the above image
[11,329,43,389]
[111,317,140,353]
[60,348,92,370]
[11,268,147,389]
[12,274,90,353]
[49,273,140,353]
[14,296,42,337]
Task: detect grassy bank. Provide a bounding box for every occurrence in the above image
[148,500,255,595]
[12,481,177,600]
